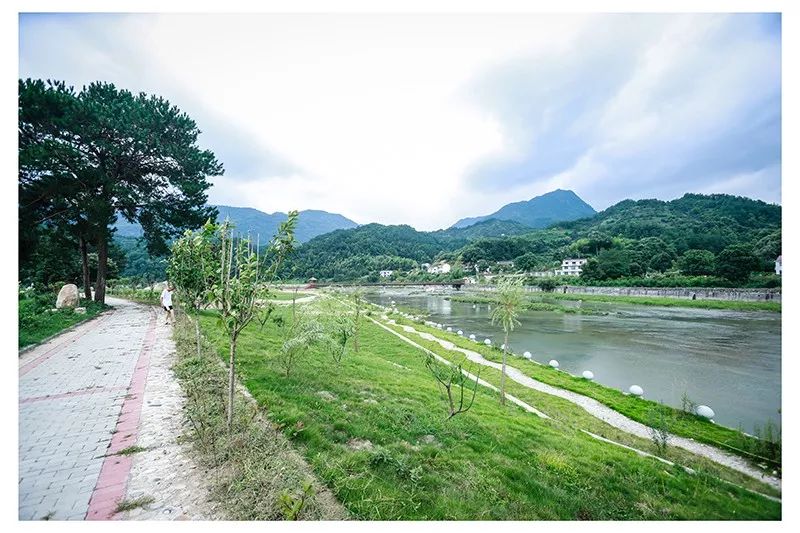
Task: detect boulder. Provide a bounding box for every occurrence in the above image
[523,351,532,359]
[56,284,80,309]
[629,385,644,397]
[484,338,492,346]
[582,370,594,380]
[549,359,560,369]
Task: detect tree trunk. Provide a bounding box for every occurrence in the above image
[196,317,201,358]
[94,235,108,304]
[354,307,360,353]
[226,337,237,431]
[500,331,509,405]
[79,236,91,300]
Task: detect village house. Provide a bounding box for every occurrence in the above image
[427,262,451,275]
[379,270,394,278]
[775,255,782,275]
[556,258,587,276]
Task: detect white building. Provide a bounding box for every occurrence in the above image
[556,258,587,276]
[427,262,451,275]
[775,255,782,275]
[379,270,394,278]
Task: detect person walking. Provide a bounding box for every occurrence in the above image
[160,284,175,324]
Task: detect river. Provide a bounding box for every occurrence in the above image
[364,289,781,433]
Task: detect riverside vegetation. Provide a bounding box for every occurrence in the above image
[447,292,781,313]
[192,295,779,519]
[384,311,782,471]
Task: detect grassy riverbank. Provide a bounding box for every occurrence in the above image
[18,291,106,348]
[196,299,779,519]
[447,294,604,314]
[456,291,781,313]
[387,313,781,471]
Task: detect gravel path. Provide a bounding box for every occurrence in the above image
[117,312,221,520]
[392,321,781,491]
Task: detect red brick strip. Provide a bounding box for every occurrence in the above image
[19,386,128,404]
[86,310,157,520]
[19,311,112,377]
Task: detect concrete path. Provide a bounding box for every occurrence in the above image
[18,297,214,521]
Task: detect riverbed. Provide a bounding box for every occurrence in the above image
[365,289,781,433]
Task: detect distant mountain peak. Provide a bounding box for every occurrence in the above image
[114,205,358,243]
[451,189,596,229]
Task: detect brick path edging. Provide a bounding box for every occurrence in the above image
[85,309,157,520]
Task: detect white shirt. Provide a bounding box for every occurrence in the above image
[161,288,173,307]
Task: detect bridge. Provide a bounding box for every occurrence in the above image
[310,280,466,290]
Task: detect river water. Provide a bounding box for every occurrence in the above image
[365,289,781,433]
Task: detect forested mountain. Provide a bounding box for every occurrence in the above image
[284,193,781,284]
[455,193,781,283]
[451,189,596,229]
[115,205,358,243]
[434,218,533,239]
[283,224,465,281]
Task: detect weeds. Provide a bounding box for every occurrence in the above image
[172,313,345,520]
[647,405,673,458]
[115,496,155,513]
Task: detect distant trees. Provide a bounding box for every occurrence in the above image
[19,79,221,302]
[677,250,716,276]
[715,245,760,283]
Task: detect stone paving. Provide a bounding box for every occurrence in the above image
[116,317,220,520]
[18,298,155,520]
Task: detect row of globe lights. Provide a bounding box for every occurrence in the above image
[429,313,717,421]
[382,302,716,422]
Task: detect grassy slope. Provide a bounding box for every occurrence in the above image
[198,304,779,520]
[391,315,779,469]
[19,297,105,348]
[454,292,780,313]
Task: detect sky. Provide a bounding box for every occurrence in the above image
[19,13,781,230]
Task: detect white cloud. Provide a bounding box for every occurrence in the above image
[19,13,780,230]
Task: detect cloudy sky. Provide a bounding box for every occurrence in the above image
[19,13,781,230]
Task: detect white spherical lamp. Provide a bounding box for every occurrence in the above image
[457,330,463,336]
[484,338,492,346]
[696,405,715,420]
[523,351,532,359]
[629,385,644,397]
[549,360,559,369]
[582,370,594,380]
[469,334,476,341]
[446,327,452,332]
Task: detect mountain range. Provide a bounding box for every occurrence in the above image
[451,189,596,229]
[115,206,359,243]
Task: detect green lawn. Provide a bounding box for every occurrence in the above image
[197,300,780,520]
[389,314,781,470]
[19,293,106,348]
[270,290,308,301]
[546,292,781,312]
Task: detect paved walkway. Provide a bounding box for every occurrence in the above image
[18,297,215,521]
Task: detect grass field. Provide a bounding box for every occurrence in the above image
[455,291,780,313]
[196,299,780,520]
[18,292,106,348]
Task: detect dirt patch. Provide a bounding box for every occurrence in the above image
[347,438,374,451]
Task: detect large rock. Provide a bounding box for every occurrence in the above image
[56,284,80,309]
